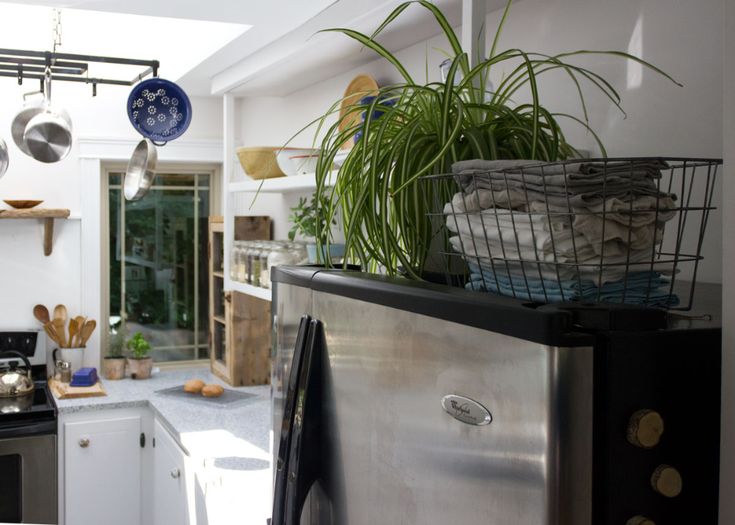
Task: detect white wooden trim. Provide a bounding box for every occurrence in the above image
[462,0,487,68]
[77,137,223,163]
[80,157,103,369]
[223,94,236,292]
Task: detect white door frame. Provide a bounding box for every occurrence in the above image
[78,137,222,368]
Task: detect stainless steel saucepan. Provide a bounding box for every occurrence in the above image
[124,139,158,201]
[11,90,45,157]
[23,73,73,163]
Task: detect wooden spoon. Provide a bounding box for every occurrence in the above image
[68,317,79,349]
[33,304,51,325]
[53,304,68,324]
[79,320,97,347]
[52,318,67,347]
[73,316,86,346]
[43,322,61,346]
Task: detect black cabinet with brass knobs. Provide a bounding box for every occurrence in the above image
[590,327,721,525]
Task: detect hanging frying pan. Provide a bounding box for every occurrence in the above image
[127,77,192,146]
[124,139,158,201]
[0,138,8,179]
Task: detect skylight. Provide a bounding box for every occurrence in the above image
[0,2,251,81]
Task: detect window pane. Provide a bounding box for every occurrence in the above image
[152,173,196,186]
[110,172,211,363]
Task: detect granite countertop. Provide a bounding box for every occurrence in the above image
[55,367,273,523]
[55,366,271,456]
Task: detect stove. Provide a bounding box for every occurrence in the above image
[0,329,57,524]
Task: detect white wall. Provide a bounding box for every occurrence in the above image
[235,0,723,283]
[720,0,734,522]
[0,80,222,354]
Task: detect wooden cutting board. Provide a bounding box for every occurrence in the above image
[49,378,107,399]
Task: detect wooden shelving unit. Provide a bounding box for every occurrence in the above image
[208,215,273,386]
[0,208,70,255]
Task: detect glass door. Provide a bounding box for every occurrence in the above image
[108,172,211,363]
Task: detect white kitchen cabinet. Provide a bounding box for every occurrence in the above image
[63,415,144,525]
[153,419,193,525]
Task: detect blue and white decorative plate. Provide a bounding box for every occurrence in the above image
[127,78,192,144]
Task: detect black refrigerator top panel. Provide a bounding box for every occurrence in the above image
[271,266,720,344]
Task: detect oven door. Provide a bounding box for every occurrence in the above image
[0,424,57,524]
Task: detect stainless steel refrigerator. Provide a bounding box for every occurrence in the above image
[270,266,721,525]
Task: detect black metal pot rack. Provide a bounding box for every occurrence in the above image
[0,48,159,96]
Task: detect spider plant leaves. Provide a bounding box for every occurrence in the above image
[307,0,679,277]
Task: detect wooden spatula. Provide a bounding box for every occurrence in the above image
[79,320,97,348]
[73,316,86,346]
[68,317,80,349]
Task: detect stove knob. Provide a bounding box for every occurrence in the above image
[627,409,664,449]
[651,464,682,498]
[626,517,655,525]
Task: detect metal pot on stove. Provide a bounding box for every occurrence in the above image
[0,351,35,413]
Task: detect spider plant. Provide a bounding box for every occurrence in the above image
[312,0,680,277]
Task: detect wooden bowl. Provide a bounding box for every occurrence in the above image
[4,200,43,209]
[236,147,286,180]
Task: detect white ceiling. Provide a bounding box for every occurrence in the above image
[7,0,335,24]
[7,0,338,95]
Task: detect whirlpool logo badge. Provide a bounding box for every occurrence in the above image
[441,395,493,426]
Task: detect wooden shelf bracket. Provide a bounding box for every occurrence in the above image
[0,208,71,256]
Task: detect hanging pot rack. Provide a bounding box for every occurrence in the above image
[0,48,159,95]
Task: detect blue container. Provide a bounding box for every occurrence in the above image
[127,78,192,145]
[70,367,99,387]
[354,95,395,145]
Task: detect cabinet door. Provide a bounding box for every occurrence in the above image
[64,416,142,525]
[153,420,188,525]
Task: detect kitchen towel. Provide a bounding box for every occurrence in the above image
[451,159,675,209]
[445,208,664,260]
[465,262,679,306]
[451,235,675,284]
[445,188,676,257]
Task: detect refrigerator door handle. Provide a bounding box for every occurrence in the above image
[272,315,312,525]
[284,318,324,525]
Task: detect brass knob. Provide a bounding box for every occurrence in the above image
[626,516,656,525]
[627,409,664,449]
[651,464,682,498]
[78,438,90,448]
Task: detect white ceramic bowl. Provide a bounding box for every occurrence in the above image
[276,148,320,176]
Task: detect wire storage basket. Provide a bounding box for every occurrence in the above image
[423,157,722,310]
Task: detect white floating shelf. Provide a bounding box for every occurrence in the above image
[228,171,337,194]
[229,281,273,302]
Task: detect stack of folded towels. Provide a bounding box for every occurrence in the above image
[444,159,679,305]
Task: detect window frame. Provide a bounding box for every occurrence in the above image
[102,162,221,368]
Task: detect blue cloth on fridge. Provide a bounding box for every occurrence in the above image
[466,262,679,306]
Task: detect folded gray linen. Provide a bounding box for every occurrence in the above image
[449,235,674,284]
[446,191,674,257]
[451,159,674,209]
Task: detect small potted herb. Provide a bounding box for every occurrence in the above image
[126,332,153,380]
[288,193,343,264]
[103,328,127,380]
